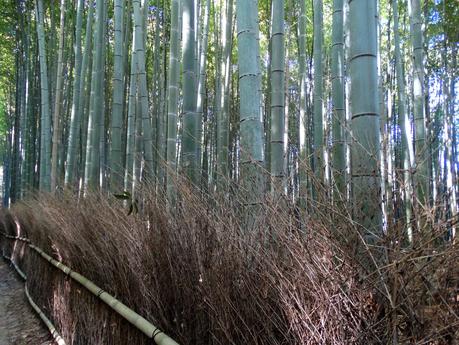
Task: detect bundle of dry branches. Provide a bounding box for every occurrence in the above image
[0,177,457,344]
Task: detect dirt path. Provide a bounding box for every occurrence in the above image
[0,260,52,345]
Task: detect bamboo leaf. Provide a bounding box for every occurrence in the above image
[114,193,130,200]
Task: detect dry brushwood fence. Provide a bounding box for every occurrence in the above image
[0,259,53,345]
[0,214,178,345]
[0,184,458,345]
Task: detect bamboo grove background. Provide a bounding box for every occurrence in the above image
[0,0,457,234]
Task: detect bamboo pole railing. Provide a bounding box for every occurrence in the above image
[25,285,67,345]
[0,232,180,345]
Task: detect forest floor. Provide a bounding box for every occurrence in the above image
[0,260,51,345]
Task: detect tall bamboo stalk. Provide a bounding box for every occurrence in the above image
[84,0,105,191]
[196,0,210,186]
[166,0,180,202]
[298,0,308,211]
[181,0,199,184]
[270,0,285,194]
[331,0,345,200]
[409,0,428,208]
[51,0,66,192]
[349,0,382,236]
[133,0,154,180]
[393,0,414,239]
[110,0,125,191]
[66,0,94,188]
[35,0,51,191]
[124,30,138,194]
[313,0,324,191]
[216,0,233,189]
[237,0,265,221]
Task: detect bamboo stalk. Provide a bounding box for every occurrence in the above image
[2,254,27,280]
[2,233,30,243]
[25,285,67,345]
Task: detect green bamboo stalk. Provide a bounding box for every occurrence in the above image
[51,0,66,192]
[22,13,34,194]
[270,0,285,194]
[35,0,51,191]
[181,0,200,184]
[331,0,345,200]
[349,0,382,236]
[196,0,210,187]
[153,0,163,187]
[237,0,265,217]
[110,0,126,191]
[121,4,131,181]
[133,0,154,179]
[393,0,414,239]
[16,1,27,200]
[84,0,105,191]
[124,31,138,195]
[99,2,108,191]
[48,2,56,117]
[133,92,142,193]
[409,0,428,206]
[12,47,23,203]
[313,0,324,192]
[66,0,94,188]
[79,44,94,190]
[166,0,180,202]
[160,0,168,189]
[216,0,233,189]
[298,0,308,212]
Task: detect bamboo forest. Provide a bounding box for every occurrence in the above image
[0,0,458,343]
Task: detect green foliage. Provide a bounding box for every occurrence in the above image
[438,0,459,44]
[0,0,16,161]
[426,0,459,46]
[0,101,7,158]
[114,191,139,215]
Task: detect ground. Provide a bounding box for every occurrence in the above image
[0,260,52,345]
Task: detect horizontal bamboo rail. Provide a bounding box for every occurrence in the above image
[0,232,180,345]
[2,233,30,243]
[25,285,67,345]
[2,254,27,280]
[2,253,66,345]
